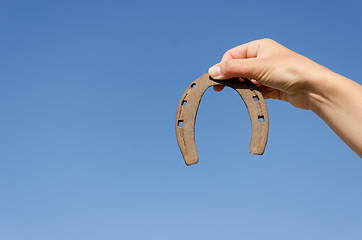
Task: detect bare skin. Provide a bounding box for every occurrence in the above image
[208,38,362,157]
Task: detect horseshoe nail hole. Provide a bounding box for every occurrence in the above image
[191,83,196,88]
[253,95,259,102]
[258,115,264,123]
[181,100,187,106]
[177,120,184,127]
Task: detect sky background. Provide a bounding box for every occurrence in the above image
[1,0,362,239]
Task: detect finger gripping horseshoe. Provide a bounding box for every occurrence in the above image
[175,73,269,166]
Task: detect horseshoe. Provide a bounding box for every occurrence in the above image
[175,73,269,166]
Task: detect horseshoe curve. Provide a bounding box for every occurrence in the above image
[175,73,269,166]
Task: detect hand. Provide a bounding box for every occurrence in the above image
[208,38,362,157]
[208,38,335,110]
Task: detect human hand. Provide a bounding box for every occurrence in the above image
[209,38,362,157]
[208,38,336,110]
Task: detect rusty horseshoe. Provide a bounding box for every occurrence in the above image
[175,73,269,166]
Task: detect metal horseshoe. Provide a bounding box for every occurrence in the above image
[175,73,269,166]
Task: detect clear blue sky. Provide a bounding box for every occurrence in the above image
[1,0,362,239]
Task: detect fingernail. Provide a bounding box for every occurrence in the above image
[208,65,221,78]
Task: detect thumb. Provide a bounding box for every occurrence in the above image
[209,58,271,82]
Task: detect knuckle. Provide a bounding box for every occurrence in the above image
[260,38,275,43]
[257,38,277,47]
[223,49,233,58]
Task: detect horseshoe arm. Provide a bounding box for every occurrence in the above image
[175,73,269,166]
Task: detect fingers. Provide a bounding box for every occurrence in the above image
[209,39,284,93]
[258,86,280,100]
[209,58,271,81]
[220,38,281,63]
[209,63,226,92]
[208,39,315,109]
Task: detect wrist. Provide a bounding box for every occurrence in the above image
[307,69,360,118]
[301,65,343,115]
[306,70,362,157]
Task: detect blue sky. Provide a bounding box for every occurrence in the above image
[1,0,362,239]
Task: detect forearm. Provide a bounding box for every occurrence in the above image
[309,71,362,157]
